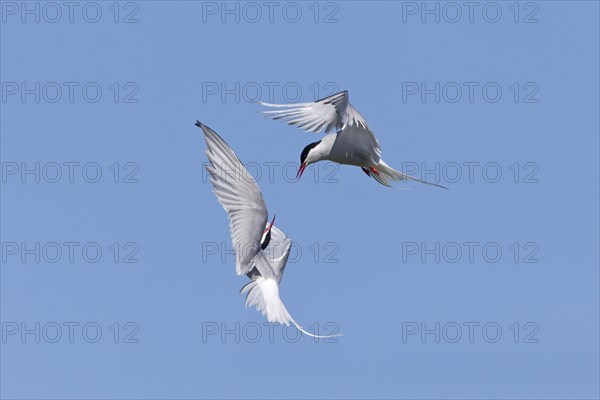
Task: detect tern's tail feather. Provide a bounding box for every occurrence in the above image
[373,160,449,189]
[240,277,342,339]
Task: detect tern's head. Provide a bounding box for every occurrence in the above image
[297,140,322,179]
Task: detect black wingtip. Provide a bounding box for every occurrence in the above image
[195,120,203,129]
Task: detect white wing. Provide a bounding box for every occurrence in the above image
[260,90,368,134]
[199,121,268,276]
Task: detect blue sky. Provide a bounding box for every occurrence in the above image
[1,1,599,399]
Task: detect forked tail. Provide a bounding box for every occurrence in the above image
[366,160,449,189]
[240,277,343,339]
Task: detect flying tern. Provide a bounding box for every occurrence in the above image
[197,121,340,338]
[260,90,448,189]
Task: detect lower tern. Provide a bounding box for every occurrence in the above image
[260,90,448,189]
[197,121,340,338]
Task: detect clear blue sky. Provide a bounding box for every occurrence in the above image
[1,1,598,399]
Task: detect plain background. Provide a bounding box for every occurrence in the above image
[1,1,599,399]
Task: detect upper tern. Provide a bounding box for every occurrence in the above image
[260,90,448,189]
[197,121,340,338]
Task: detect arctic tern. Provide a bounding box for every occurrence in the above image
[260,90,448,189]
[197,121,340,338]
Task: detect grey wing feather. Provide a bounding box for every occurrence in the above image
[340,101,369,131]
[199,122,268,276]
[333,124,382,166]
[260,90,368,134]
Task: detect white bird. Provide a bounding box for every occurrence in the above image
[197,121,340,339]
[260,90,448,189]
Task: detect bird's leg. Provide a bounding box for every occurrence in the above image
[369,167,380,175]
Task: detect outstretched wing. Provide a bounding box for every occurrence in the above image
[198,121,268,276]
[260,90,368,134]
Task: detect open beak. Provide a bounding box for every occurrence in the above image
[296,162,307,180]
[264,214,276,234]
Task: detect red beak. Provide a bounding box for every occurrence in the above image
[264,215,276,234]
[296,162,307,180]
